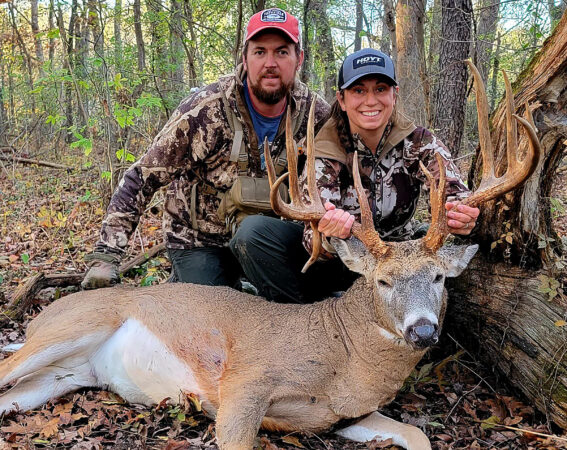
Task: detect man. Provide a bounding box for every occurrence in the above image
[82,8,330,295]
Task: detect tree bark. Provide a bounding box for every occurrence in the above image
[395,0,428,125]
[133,0,146,73]
[447,11,567,429]
[474,0,500,89]
[432,0,472,156]
[302,0,335,103]
[170,0,185,91]
[30,0,45,78]
[114,0,123,70]
[447,260,567,429]
[182,0,198,87]
[354,0,363,51]
[382,0,396,60]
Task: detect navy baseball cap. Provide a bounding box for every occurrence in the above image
[338,49,397,89]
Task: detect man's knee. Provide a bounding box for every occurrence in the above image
[230,215,274,255]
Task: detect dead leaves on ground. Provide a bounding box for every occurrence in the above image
[0,390,213,449]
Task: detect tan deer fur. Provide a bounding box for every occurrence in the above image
[0,239,479,450]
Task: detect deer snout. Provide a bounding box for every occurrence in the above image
[404,318,439,349]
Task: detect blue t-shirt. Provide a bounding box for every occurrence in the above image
[243,80,285,169]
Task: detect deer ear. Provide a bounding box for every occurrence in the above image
[438,244,479,278]
[330,237,376,277]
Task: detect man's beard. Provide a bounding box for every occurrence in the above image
[249,71,294,105]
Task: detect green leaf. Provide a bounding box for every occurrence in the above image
[141,275,157,286]
[481,415,501,429]
[101,171,111,181]
[21,254,30,264]
[80,190,92,202]
[47,29,60,39]
[0,274,4,284]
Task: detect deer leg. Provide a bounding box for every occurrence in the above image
[335,411,431,450]
[214,383,269,450]
[0,361,97,414]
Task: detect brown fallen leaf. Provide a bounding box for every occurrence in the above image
[39,417,59,438]
[281,435,305,448]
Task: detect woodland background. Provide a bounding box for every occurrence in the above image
[0,0,566,448]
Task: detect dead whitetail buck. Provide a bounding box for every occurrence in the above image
[0,62,540,450]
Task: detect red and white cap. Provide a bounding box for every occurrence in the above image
[245,8,300,44]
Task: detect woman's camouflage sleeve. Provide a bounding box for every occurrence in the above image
[409,128,470,201]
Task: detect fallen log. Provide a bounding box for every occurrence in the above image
[1,242,166,326]
[0,154,74,171]
[448,11,567,429]
[447,258,567,429]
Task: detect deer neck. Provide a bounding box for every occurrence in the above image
[317,278,424,363]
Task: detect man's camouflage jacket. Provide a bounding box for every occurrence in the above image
[94,65,330,257]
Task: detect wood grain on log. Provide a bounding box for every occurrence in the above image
[447,257,567,429]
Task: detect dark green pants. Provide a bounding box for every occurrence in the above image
[168,215,357,303]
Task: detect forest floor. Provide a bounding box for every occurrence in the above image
[0,161,566,450]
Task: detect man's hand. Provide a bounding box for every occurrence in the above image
[446,202,480,236]
[318,202,355,239]
[81,253,121,290]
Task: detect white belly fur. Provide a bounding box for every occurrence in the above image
[90,318,214,413]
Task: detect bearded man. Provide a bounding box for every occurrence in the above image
[82,9,331,302]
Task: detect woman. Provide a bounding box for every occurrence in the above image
[231,49,479,303]
[304,48,479,256]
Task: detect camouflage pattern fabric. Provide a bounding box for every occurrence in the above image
[302,117,470,255]
[94,65,330,257]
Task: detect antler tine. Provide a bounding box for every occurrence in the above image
[350,151,390,256]
[285,106,303,206]
[421,153,449,252]
[463,61,541,208]
[466,59,494,183]
[265,100,326,272]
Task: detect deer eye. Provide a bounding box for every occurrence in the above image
[434,273,444,283]
[377,279,392,288]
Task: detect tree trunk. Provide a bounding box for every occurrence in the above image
[233,0,243,67]
[354,0,363,51]
[447,11,567,429]
[114,0,123,70]
[183,0,200,87]
[88,0,104,58]
[30,0,45,78]
[133,0,146,73]
[474,0,500,89]
[382,0,396,60]
[395,0,428,125]
[170,0,185,91]
[48,2,55,65]
[301,0,335,103]
[0,43,7,142]
[432,0,472,156]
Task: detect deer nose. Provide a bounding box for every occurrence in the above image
[405,319,439,349]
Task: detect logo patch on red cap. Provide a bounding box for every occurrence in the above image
[261,9,287,22]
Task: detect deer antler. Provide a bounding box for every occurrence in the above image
[463,60,541,208]
[265,101,390,272]
[419,61,541,253]
[350,152,390,257]
[420,153,449,253]
[266,101,326,272]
